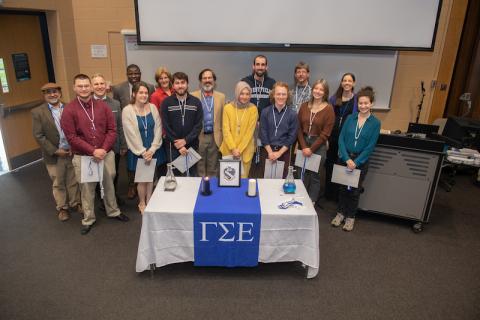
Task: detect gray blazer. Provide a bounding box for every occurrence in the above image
[102,96,127,154]
[112,81,155,110]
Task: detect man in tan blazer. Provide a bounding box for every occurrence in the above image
[191,69,226,177]
[31,83,81,221]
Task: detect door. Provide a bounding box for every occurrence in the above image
[0,11,54,171]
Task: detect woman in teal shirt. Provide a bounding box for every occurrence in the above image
[331,86,381,231]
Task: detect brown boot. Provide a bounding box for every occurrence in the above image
[58,209,70,222]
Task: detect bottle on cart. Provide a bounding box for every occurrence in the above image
[283,165,296,194]
[164,163,177,192]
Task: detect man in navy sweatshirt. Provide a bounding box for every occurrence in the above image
[161,72,203,176]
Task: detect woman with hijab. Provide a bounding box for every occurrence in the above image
[219,81,258,178]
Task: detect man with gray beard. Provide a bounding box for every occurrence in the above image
[191,69,226,177]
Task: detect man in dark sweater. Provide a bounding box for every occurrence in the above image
[241,55,276,114]
[161,72,203,176]
[241,55,276,177]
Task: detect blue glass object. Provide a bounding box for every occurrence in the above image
[283,166,296,194]
[283,182,296,194]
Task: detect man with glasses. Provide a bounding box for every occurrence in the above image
[32,83,81,222]
[61,74,129,235]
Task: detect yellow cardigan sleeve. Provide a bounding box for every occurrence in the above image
[237,105,258,154]
[222,104,236,151]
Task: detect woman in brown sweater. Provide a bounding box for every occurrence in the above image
[297,79,335,203]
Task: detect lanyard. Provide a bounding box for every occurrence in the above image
[294,84,310,110]
[48,104,63,129]
[201,92,214,114]
[88,158,104,198]
[78,97,95,131]
[254,78,264,108]
[338,98,353,127]
[354,115,370,147]
[178,98,186,126]
[235,106,246,135]
[308,110,318,138]
[135,105,149,138]
[272,105,287,137]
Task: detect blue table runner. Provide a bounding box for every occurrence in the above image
[193,178,261,267]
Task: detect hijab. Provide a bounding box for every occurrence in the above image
[233,81,252,109]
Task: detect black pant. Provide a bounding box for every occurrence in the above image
[113,152,121,189]
[337,158,369,218]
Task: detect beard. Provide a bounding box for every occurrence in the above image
[48,98,60,105]
[202,83,214,92]
[254,70,266,78]
[176,88,187,96]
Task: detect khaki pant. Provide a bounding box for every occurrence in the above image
[45,156,80,212]
[197,133,220,177]
[72,151,120,226]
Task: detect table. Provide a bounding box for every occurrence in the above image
[136,178,319,278]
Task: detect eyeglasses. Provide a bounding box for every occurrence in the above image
[43,89,60,94]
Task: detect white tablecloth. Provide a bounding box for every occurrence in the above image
[135,177,319,278]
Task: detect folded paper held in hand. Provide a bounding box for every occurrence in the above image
[331,164,361,188]
[172,148,201,173]
[80,156,104,183]
[294,151,321,172]
[135,158,157,182]
[264,159,285,179]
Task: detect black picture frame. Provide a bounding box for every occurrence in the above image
[11,53,31,82]
[218,159,241,187]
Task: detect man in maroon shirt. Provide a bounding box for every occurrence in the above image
[61,74,129,235]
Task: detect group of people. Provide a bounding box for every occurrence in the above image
[32,54,380,234]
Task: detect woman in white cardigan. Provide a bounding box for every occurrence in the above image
[122,81,163,214]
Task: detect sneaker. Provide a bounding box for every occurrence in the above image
[343,218,355,231]
[331,213,344,227]
[58,209,70,222]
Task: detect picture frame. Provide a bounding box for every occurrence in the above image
[218,159,241,187]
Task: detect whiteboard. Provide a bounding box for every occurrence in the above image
[135,0,441,50]
[124,34,397,110]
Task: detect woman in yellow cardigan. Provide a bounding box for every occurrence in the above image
[219,81,258,178]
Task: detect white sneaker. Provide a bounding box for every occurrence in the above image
[331,213,344,227]
[343,218,355,231]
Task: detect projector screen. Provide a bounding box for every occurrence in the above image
[135,0,441,50]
